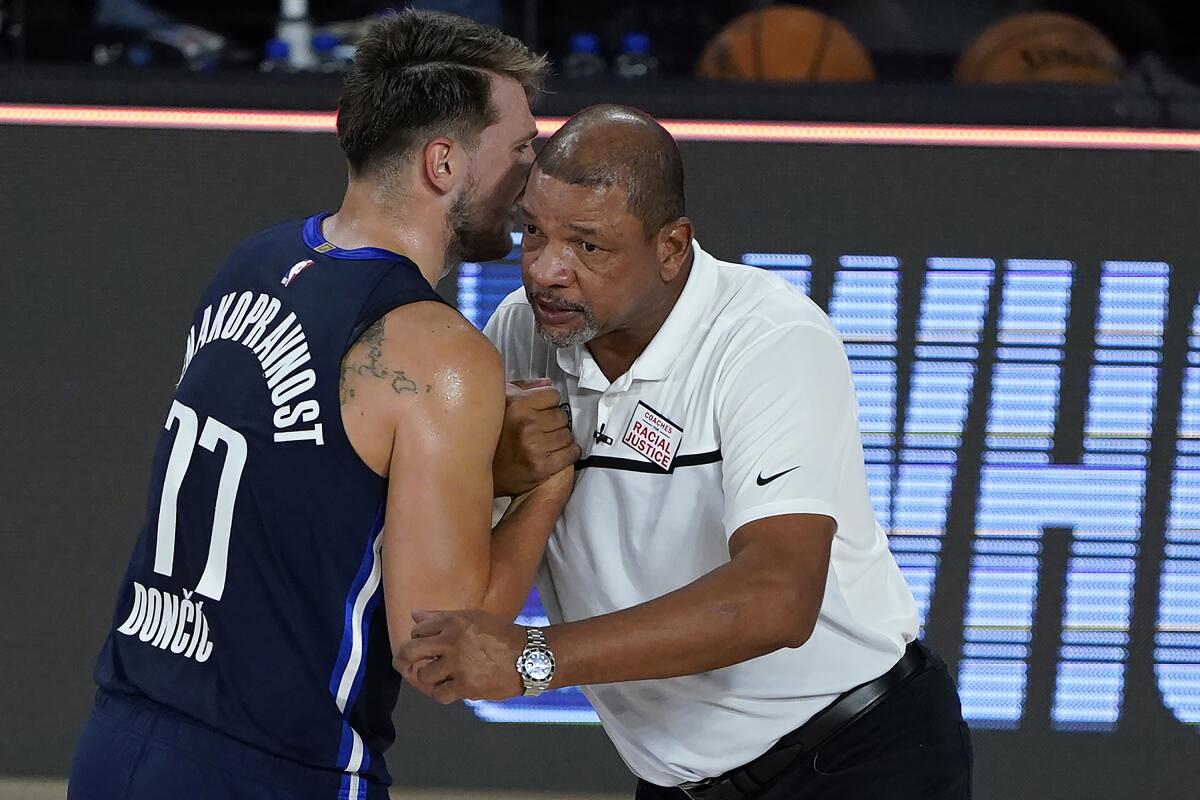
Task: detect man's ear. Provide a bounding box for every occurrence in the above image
[422,138,457,195]
[657,218,695,282]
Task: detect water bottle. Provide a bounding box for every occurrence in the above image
[276,0,316,71]
[333,41,357,70]
[259,38,292,73]
[614,32,658,80]
[312,32,341,73]
[562,33,606,79]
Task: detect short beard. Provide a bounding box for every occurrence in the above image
[443,176,514,274]
[536,318,602,348]
[528,290,602,347]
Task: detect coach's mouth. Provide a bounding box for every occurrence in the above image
[533,298,582,326]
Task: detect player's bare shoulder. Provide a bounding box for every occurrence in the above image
[340,301,503,474]
[341,301,501,406]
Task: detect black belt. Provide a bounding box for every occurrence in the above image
[677,642,928,800]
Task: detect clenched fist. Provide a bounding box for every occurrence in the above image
[492,379,581,497]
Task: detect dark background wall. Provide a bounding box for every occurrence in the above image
[1,123,1198,796]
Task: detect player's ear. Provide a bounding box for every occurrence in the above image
[422,138,456,195]
[657,218,694,283]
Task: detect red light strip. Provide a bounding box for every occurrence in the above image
[2,103,1200,150]
[619,119,1200,150]
[0,104,334,132]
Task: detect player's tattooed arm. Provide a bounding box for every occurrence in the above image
[356,318,390,379]
[341,317,421,403]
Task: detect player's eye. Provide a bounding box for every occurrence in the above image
[523,224,542,236]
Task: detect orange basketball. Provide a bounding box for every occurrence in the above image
[697,5,875,82]
[956,12,1125,84]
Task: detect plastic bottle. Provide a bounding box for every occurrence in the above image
[276,0,316,71]
[259,38,292,73]
[312,31,341,72]
[332,41,357,70]
[562,33,606,79]
[614,32,658,80]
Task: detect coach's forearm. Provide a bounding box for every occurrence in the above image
[545,549,820,688]
[479,481,568,620]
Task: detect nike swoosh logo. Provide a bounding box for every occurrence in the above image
[757,465,802,486]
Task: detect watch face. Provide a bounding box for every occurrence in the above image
[523,649,554,681]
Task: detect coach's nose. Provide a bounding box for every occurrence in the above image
[525,241,574,289]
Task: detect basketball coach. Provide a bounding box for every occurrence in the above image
[396,104,974,800]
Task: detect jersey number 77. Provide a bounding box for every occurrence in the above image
[153,400,247,601]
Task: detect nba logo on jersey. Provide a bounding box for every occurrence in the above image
[281,259,315,287]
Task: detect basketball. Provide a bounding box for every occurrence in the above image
[955,12,1125,84]
[696,5,875,82]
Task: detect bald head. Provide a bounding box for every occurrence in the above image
[534,105,685,238]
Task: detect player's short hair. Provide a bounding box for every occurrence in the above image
[534,105,685,239]
[337,9,548,176]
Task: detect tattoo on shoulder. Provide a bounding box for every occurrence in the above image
[362,317,385,345]
[339,362,356,404]
[341,317,422,402]
[391,371,418,394]
[356,319,389,380]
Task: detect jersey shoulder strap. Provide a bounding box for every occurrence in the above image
[346,261,451,352]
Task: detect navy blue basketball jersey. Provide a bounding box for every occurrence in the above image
[94,213,445,797]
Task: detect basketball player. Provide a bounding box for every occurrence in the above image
[396,106,973,799]
[68,11,576,800]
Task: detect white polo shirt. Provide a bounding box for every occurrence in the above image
[484,241,919,787]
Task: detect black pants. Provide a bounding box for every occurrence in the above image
[636,645,973,800]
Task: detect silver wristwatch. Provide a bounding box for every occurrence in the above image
[515,627,556,696]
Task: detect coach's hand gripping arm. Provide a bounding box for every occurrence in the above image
[492,379,579,497]
[396,514,834,701]
[340,304,572,667]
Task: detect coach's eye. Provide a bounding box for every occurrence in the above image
[581,241,598,254]
[524,224,541,236]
